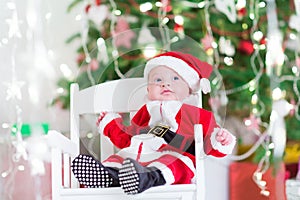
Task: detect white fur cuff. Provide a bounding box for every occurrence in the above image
[97,113,121,134]
[210,127,236,154]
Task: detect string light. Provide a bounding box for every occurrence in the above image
[80,2,95,84]
[258,1,266,8]
[140,2,153,13]
[242,23,248,30]
[268,143,275,149]
[244,119,252,126]
[162,17,169,24]
[174,15,184,25]
[203,0,222,90]
[1,171,9,178]
[45,12,52,20]
[56,88,64,94]
[2,1,28,178]
[253,31,263,41]
[2,123,10,129]
[75,14,82,21]
[143,44,157,59]
[59,63,73,79]
[109,0,125,79]
[198,2,206,8]
[251,94,258,104]
[157,0,171,51]
[236,0,246,9]
[86,132,94,139]
[292,65,298,74]
[223,57,233,66]
[272,87,283,100]
[17,165,25,171]
[113,9,121,16]
[96,37,109,65]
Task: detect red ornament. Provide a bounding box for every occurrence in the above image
[243,114,260,131]
[85,4,91,13]
[113,17,136,48]
[85,0,101,13]
[76,53,86,64]
[165,5,172,12]
[174,23,183,33]
[238,40,254,55]
[95,0,101,6]
[296,57,300,69]
[237,7,247,18]
[201,34,214,51]
[161,0,172,12]
[260,37,266,45]
[289,98,296,116]
[89,59,99,71]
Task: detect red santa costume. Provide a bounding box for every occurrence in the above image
[71,51,236,194]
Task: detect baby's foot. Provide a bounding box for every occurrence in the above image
[118,158,166,194]
[119,158,141,194]
[71,154,114,188]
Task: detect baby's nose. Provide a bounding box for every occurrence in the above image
[161,82,170,87]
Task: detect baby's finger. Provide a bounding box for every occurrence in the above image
[221,138,229,145]
[216,135,224,142]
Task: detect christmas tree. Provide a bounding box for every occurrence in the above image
[49,0,300,196]
[53,0,300,166]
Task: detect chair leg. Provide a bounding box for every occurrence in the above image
[119,158,166,194]
[71,154,119,188]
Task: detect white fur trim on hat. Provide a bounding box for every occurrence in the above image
[144,56,200,91]
[200,78,211,94]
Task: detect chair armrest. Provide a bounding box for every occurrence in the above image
[194,124,205,200]
[194,124,203,144]
[47,130,77,156]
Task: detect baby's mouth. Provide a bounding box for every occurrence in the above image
[161,89,173,94]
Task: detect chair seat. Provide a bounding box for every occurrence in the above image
[59,184,196,200]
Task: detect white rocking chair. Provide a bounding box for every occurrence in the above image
[48,77,206,200]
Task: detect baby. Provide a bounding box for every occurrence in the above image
[71,51,236,194]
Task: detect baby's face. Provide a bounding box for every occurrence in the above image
[147,66,190,101]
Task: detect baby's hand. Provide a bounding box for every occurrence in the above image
[96,112,107,127]
[215,129,233,146]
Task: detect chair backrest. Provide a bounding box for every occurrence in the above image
[70,78,148,159]
[70,77,202,161]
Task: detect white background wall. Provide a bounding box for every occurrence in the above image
[0,0,82,133]
[0,1,82,198]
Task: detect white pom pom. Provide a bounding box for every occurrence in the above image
[200,78,211,94]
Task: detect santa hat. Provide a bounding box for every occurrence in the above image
[144,51,213,94]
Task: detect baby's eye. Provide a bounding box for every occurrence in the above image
[173,76,179,81]
[154,78,162,82]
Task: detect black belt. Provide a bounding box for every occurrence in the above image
[140,124,195,156]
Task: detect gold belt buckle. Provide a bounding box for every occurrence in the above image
[148,124,170,137]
